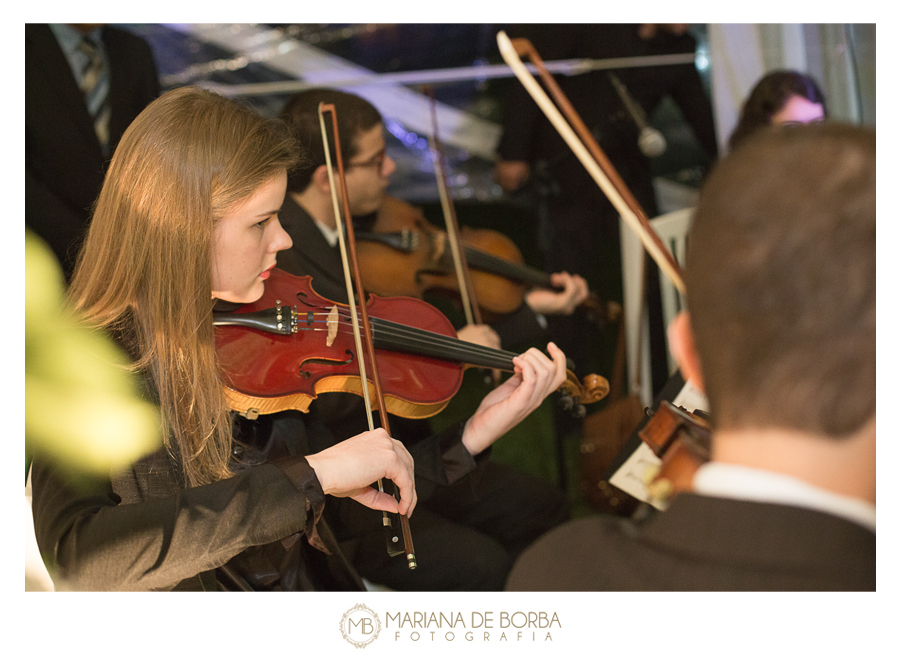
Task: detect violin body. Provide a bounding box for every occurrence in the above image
[215,270,608,421]
[357,196,530,315]
[215,269,463,419]
[357,197,619,326]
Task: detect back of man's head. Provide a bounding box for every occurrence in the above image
[686,123,875,439]
[279,88,383,193]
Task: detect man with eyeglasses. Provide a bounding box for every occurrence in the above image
[276,90,410,304]
[268,88,574,592]
[277,89,590,340]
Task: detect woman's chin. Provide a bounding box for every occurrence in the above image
[213,282,265,305]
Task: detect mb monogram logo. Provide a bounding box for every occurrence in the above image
[340,604,382,648]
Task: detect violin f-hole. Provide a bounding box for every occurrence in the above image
[299,350,355,378]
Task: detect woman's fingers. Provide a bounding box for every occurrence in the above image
[306,429,417,516]
[512,342,566,401]
[462,342,569,456]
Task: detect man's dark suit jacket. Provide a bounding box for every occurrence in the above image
[275,193,356,304]
[506,492,875,591]
[26,24,160,277]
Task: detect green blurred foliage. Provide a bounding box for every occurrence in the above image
[25,230,161,476]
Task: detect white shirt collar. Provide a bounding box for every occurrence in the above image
[693,462,875,532]
[313,217,340,248]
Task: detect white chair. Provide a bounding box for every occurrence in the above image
[619,207,694,406]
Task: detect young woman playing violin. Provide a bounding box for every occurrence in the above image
[30,86,567,591]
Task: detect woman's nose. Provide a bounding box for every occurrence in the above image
[270,217,293,252]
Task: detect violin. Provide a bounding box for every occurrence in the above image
[214,268,609,420]
[355,196,620,326]
[639,401,711,506]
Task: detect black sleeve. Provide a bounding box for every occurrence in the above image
[489,303,547,351]
[301,396,480,502]
[496,80,543,163]
[495,24,620,164]
[30,454,318,591]
[403,420,483,501]
[104,26,161,149]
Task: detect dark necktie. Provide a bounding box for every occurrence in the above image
[77,37,111,155]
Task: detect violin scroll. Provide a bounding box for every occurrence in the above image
[638,401,711,506]
[558,370,610,418]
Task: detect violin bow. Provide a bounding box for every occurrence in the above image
[318,103,416,570]
[423,86,483,327]
[496,31,686,294]
[424,87,503,387]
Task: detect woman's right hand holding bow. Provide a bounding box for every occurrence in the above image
[306,428,417,516]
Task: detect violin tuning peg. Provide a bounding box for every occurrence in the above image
[558,394,574,411]
[574,404,587,419]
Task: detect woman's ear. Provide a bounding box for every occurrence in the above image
[667,311,705,392]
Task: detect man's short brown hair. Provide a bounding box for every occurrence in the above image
[686,123,875,438]
[279,88,383,193]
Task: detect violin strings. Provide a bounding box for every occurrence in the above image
[463,246,552,288]
[331,315,516,370]
[293,309,517,370]
[372,317,517,370]
[302,308,514,361]
[297,309,472,350]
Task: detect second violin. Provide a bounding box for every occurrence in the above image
[356,196,620,326]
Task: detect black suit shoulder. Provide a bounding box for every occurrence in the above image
[276,195,351,303]
[507,493,875,591]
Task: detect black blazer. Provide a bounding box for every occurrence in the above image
[275,194,355,304]
[506,492,875,591]
[25,24,160,276]
[30,409,358,591]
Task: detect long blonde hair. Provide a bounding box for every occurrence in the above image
[69,86,299,487]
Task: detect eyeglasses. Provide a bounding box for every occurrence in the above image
[346,148,387,171]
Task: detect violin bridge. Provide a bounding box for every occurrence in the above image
[431,230,446,262]
[326,305,339,347]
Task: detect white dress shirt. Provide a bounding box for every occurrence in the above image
[693,461,876,532]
